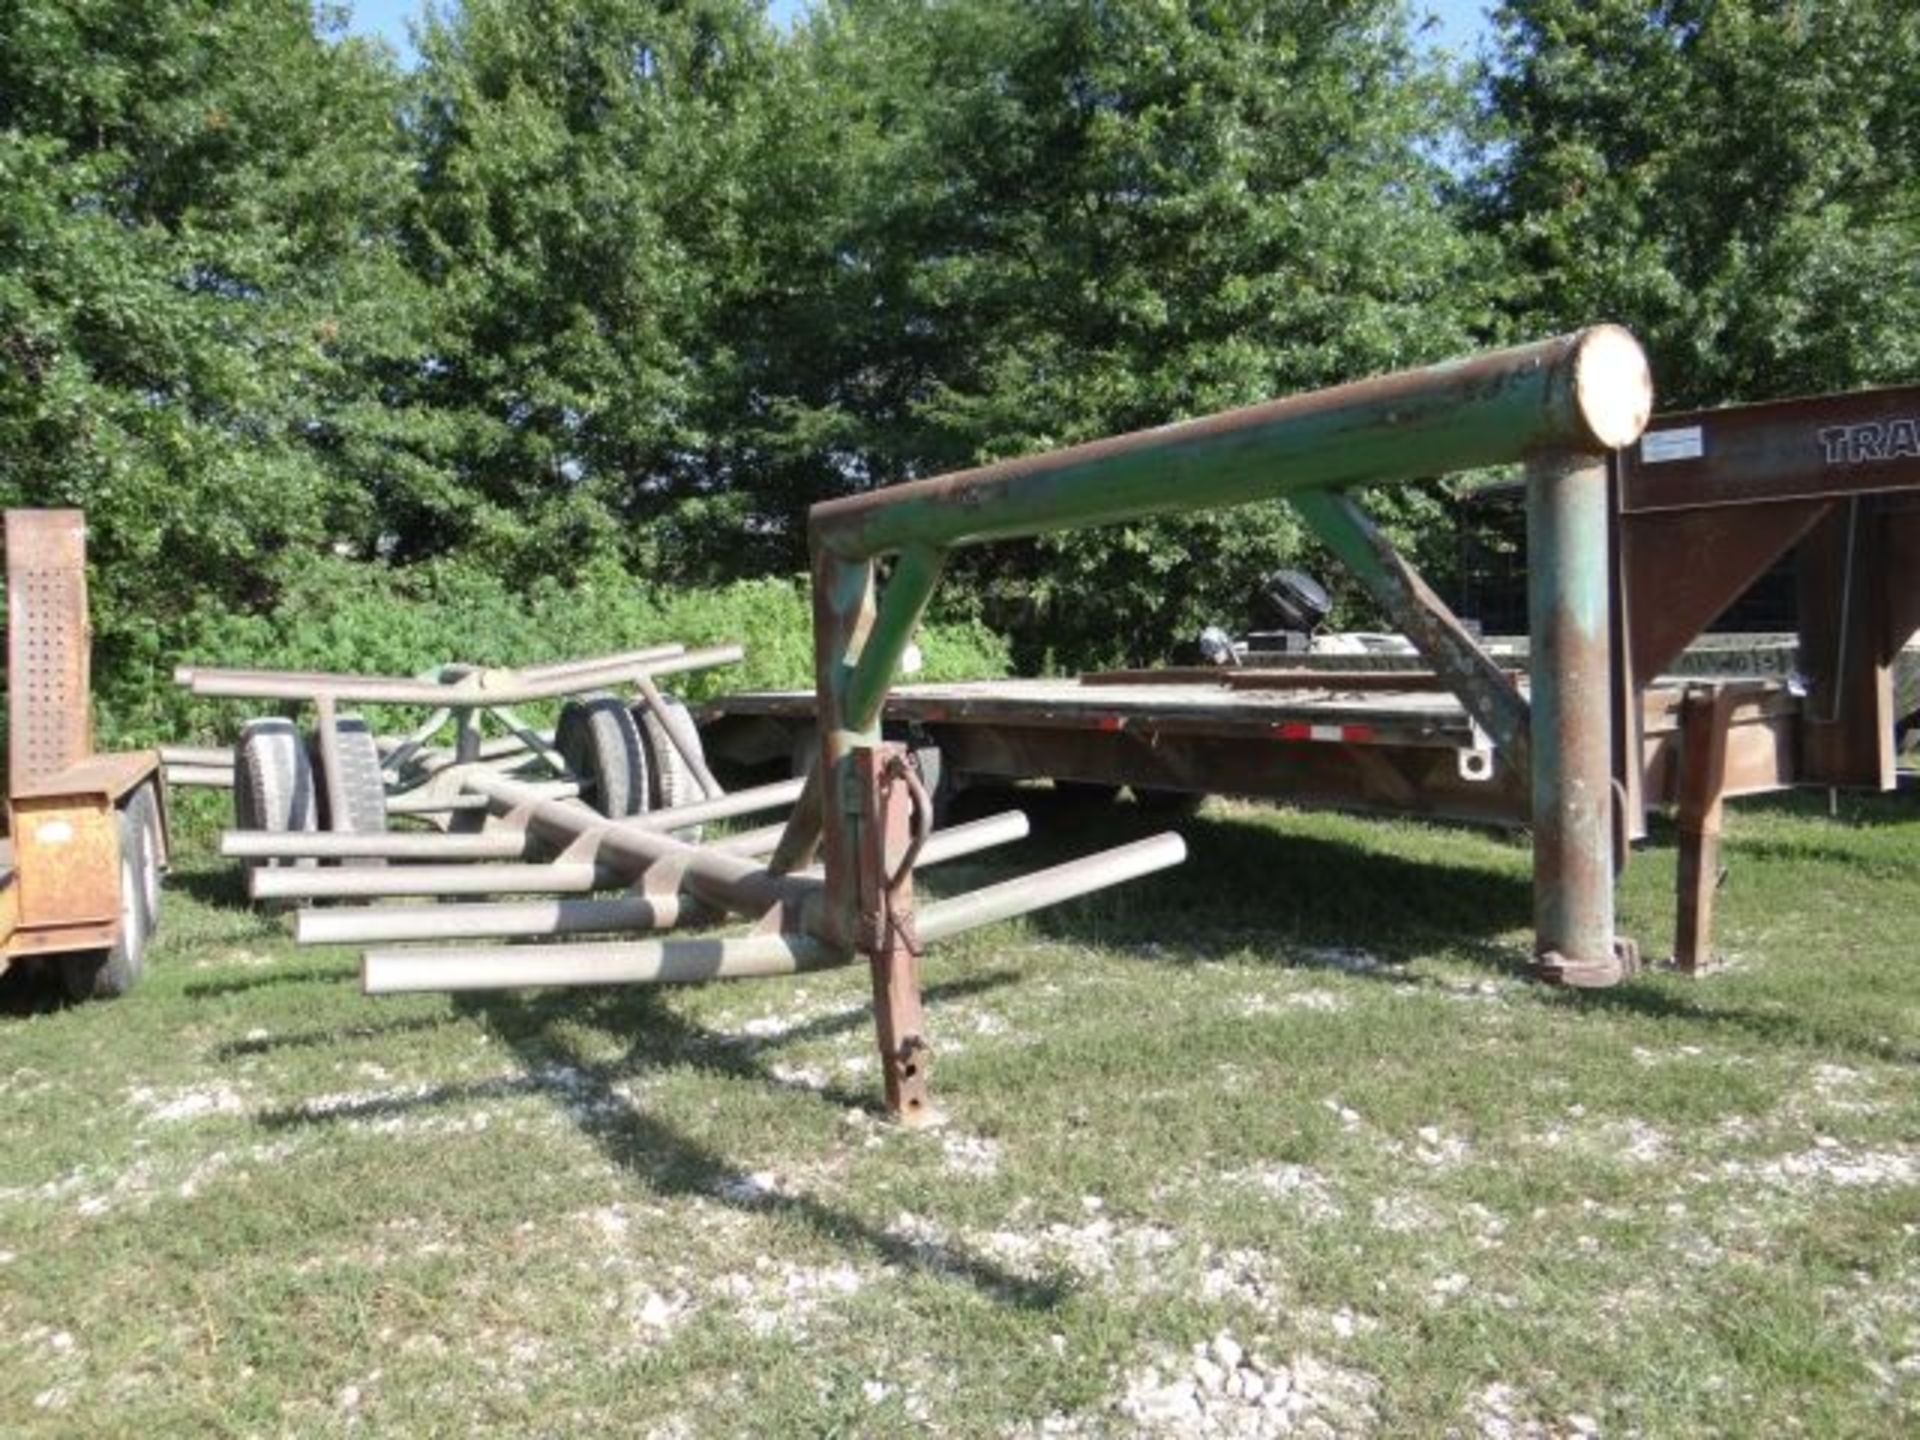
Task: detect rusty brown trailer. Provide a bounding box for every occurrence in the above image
[1611,383,1920,969]
[1,511,169,999]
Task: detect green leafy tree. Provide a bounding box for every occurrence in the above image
[403,0,792,582]
[774,0,1491,667]
[1476,0,1920,408]
[0,0,432,691]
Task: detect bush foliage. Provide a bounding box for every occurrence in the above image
[4,1,1915,736]
[117,559,1007,746]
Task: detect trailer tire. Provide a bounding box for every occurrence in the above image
[124,781,165,937]
[312,713,389,857]
[904,741,952,829]
[789,726,818,781]
[557,697,649,818]
[637,695,706,840]
[233,718,318,858]
[60,802,153,1001]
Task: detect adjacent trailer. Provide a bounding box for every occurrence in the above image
[0,511,168,1000]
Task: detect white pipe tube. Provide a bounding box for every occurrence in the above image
[360,826,1178,995]
[364,929,843,994]
[224,829,533,861]
[250,861,604,901]
[300,893,687,946]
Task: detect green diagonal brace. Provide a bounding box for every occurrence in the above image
[1292,488,1531,772]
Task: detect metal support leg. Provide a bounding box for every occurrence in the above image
[1671,685,1735,975]
[312,693,351,838]
[858,745,934,1125]
[1526,453,1633,986]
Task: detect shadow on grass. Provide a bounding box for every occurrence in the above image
[0,957,71,1017]
[184,964,357,998]
[169,862,254,910]
[255,970,1064,1312]
[212,1011,459,1059]
[1724,784,1920,828]
[951,789,1537,975]
[1542,982,1920,1068]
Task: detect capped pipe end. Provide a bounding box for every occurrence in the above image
[1570,325,1653,451]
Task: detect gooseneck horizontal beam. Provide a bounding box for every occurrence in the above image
[810,328,1651,560]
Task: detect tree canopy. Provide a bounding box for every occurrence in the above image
[2,0,1915,712]
[1475,0,1920,406]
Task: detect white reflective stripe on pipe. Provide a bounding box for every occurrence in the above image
[250,861,604,901]
[363,930,846,995]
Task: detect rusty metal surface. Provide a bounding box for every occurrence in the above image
[811,329,1650,559]
[11,795,119,935]
[932,723,1532,827]
[6,509,93,790]
[711,679,1482,746]
[1524,454,1624,986]
[9,750,160,803]
[857,745,933,1124]
[1671,687,1739,975]
[1887,505,1920,665]
[1797,502,1897,789]
[1622,383,1920,513]
[1619,499,1831,689]
[1292,489,1532,773]
[1079,667,1527,693]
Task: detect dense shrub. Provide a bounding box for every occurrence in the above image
[103,555,1008,748]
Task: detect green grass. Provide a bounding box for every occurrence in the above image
[3,787,1917,1436]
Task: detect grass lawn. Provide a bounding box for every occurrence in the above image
[2,786,1916,1437]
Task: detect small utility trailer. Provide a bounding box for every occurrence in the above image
[0,511,167,1000]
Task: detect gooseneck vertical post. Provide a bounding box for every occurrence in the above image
[1526,452,1626,984]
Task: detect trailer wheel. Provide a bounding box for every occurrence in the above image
[312,713,389,855]
[557,697,649,818]
[60,802,154,1001]
[637,695,706,840]
[124,781,165,936]
[904,742,952,828]
[789,726,818,781]
[233,718,318,859]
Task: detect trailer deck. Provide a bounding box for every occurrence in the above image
[701,668,1804,830]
